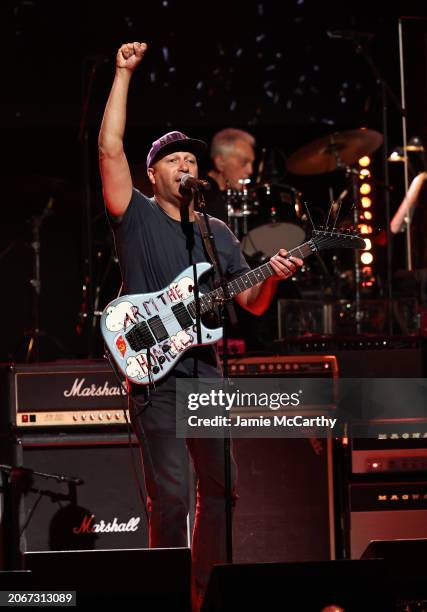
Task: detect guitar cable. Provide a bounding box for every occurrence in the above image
[103,346,151,525]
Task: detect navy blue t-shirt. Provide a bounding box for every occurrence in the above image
[109,188,250,377]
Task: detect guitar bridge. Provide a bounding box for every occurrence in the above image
[125,322,156,351]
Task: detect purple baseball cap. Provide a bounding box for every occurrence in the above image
[146,131,207,169]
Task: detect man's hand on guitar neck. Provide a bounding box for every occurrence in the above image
[269,249,303,280]
[236,249,302,315]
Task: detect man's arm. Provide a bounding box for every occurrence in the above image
[98,42,147,217]
[390,171,427,234]
[235,250,302,315]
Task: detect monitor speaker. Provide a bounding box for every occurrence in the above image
[362,538,427,605]
[24,548,191,609]
[201,559,390,611]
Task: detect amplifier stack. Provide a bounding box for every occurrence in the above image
[0,361,143,572]
[348,419,427,560]
[3,355,426,572]
[1,355,340,570]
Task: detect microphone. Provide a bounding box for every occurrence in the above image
[326,29,375,41]
[180,173,211,191]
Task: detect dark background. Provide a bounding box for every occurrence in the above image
[2,1,427,360]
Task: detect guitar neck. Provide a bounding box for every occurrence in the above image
[188,239,315,317]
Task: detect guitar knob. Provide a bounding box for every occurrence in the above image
[152,366,160,374]
[162,344,171,353]
[158,356,166,364]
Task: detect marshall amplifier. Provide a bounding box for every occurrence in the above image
[2,360,128,429]
[13,432,148,556]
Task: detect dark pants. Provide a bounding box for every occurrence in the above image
[129,374,237,599]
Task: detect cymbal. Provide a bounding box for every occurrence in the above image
[286,128,383,175]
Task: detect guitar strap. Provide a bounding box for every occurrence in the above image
[194,210,237,326]
[194,211,221,275]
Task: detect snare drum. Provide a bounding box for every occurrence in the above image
[241,182,306,258]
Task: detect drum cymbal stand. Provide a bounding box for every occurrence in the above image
[327,138,363,333]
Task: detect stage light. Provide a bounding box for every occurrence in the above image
[361,251,374,265]
[359,156,371,167]
[358,152,375,286]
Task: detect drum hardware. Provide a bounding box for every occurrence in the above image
[286,128,385,333]
[286,128,383,176]
[387,147,406,163]
[326,188,349,232]
[226,181,259,239]
[237,180,307,261]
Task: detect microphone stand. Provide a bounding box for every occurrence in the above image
[24,198,66,361]
[345,35,405,335]
[196,190,234,565]
[0,463,83,570]
[397,19,413,272]
[78,55,106,356]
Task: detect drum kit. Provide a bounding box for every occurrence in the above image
[229,128,383,269]
[229,180,306,262]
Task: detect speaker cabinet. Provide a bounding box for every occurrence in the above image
[350,481,427,560]
[23,548,191,609]
[201,559,390,612]
[15,432,148,555]
[362,539,427,605]
[232,437,336,563]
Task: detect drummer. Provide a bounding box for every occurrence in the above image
[204,128,256,222]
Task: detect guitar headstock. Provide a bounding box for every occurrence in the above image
[311,228,366,251]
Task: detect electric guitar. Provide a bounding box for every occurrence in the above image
[100,229,365,385]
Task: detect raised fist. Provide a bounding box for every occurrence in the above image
[116,42,147,72]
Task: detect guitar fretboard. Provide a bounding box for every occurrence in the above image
[187,239,315,317]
